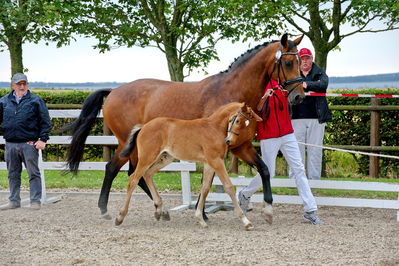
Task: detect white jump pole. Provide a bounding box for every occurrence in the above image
[38,149,61,205]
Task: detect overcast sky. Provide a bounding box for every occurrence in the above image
[0,28,398,83]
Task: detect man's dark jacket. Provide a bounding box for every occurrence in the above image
[0,90,52,142]
[292,63,332,123]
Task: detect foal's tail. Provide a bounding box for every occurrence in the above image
[66,89,112,174]
[120,124,143,158]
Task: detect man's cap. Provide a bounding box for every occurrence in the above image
[298,48,313,57]
[11,73,28,84]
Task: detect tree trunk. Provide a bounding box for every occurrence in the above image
[164,45,184,82]
[307,1,331,72]
[311,38,329,71]
[314,49,328,71]
[8,34,24,75]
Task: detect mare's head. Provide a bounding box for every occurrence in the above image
[269,34,305,105]
[225,103,262,147]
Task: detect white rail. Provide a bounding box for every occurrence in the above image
[207,176,399,222]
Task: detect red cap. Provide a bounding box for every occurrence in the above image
[299,48,312,57]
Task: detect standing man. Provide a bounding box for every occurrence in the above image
[291,48,332,180]
[0,73,52,210]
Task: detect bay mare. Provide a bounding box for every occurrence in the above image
[115,103,262,230]
[66,34,305,222]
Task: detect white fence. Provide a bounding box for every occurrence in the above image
[1,109,398,221]
[206,176,399,222]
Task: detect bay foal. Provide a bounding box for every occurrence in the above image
[115,102,262,230]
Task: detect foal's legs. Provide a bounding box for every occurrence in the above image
[208,158,253,230]
[141,153,174,221]
[115,151,168,226]
[114,168,144,226]
[195,163,215,228]
[99,148,154,220]
[129,150,154,200]
[195,169,215,221]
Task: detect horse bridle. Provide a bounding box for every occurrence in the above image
[270,42,304,96]
[227,110,252,136]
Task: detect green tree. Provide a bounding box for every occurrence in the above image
[69,0,280,81]
[0,0,74,76]
[265,0,399,70]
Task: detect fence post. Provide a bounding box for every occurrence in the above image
[369,98,381,178]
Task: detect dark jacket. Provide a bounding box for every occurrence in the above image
[291,63,332,123]
[0,90,52,142]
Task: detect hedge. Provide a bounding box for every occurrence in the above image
[325,88,399,178]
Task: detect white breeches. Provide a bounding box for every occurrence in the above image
[241,133,317,212]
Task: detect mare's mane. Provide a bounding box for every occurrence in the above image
[220,40,277,74]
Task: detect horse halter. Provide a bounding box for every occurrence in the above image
[227,110,252,136]
[271,43,304,95]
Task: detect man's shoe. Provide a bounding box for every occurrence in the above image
[30,203,41,210]
[238,190,251,213]
[0,204,20,211]
[303,211,324,225]
[247,202,253,212]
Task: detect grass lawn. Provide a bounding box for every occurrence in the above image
[0,170,398,200]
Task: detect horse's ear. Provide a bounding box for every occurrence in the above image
[280,33,288,48]
[241,102,248,112]
[293,34,304,46]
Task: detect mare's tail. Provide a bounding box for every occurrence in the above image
[66,89,112,174]
[120,125,142,158]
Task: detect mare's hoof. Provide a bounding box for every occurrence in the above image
[262,211,273,225]
[115,217,123,226]
[162,211,170,221]
[154,212,161,221]
[101,213,112,220]
[262,204,273,225]
[200,223,209,229]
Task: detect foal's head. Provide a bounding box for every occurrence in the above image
[269,34,305,105]
[225,103,262,147]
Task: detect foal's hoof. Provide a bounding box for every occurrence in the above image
[162,211,170,221]
[245,222,254,231]
[154,212,161,221]
[101,213,112,220]
[114,217,123,226]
